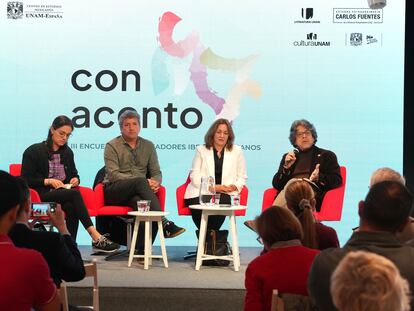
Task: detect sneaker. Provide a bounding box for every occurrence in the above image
[92,234,120,253]
[244,220,257,233]
[163,221,186,238]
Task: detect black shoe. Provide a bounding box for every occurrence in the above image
[163,221,186,238]
[92,234,120,253]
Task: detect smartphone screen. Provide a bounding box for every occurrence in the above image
[31,203,50,217]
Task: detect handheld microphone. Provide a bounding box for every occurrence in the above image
[285,148,299,167]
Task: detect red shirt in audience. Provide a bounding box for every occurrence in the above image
[315,222,339,250]
[244,244,319,311]
[0,235,57,311]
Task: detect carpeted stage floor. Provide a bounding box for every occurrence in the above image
[66,246,262,311]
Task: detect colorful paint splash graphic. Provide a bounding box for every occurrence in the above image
[151,12,262,121]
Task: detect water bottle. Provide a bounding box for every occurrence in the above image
[199,176,215,206]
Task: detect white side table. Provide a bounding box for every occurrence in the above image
[189,205,247,271]
[127,211,169,270]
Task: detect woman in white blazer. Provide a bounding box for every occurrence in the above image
[184,119,247,230]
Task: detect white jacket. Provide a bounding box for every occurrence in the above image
[184,144,247,198]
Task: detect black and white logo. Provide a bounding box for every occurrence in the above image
[345,33,382,46]
[302,8,313,20]
[294,8,320,24]
[350,33,363,46]
[293,33,331,47]
[7,2,23,19]
[25,4,64,19]
[333,8,383,24]
[366,35,378,44]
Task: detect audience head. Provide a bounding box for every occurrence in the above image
[370,167,405,187]
[331,251,410,311]
[289,119,317,150]
[285,179,317,248]
[204,118,235,151]
[257,206,303,249]
[46,115,74,151]
[0,171,20,232]
[15,177,31,216]
[359,181,413,232]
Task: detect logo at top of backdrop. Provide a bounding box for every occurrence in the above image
[293,33,331,47]
[294,8,320,24]
[346,32,382,47]
[350,33,363,46]
[333,8,383,24]
[302,8,313,20]
[7,2,23,19]
[151,12,262,122]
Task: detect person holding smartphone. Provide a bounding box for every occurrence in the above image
[0,171,61,311]
[21,115,119,253]
[9,177,85,287]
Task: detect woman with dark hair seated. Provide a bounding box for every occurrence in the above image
[285,179,339,250]
[21,115,119,253]
[184,118,247,230]
[244,206,320,311]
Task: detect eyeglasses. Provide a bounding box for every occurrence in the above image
[56,130,72,139]
[256,236,263,245]
[295,130,312,138]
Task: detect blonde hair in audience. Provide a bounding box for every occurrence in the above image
[331,251,411,311]
[285,179,317,249]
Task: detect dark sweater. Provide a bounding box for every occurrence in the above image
[21,142,79,195]
[272,145,342,211]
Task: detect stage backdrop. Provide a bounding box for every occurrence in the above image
[0,0,405,246]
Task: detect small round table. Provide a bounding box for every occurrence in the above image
[189,205,247,271]
[127,211,169,270]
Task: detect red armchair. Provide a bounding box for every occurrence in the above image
[9,163,96,213]
[261,166,347,222]
[93,182,166,260]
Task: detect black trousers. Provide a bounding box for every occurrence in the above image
[184,194,231,231]
[104,177,162,250]
[40,188,94,241]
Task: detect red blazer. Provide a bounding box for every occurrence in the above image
[244,245,320,311]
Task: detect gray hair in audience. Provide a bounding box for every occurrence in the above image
[118,110,141,128]
[370,167,405,187]
[288,119,318,146]
[331,251,410,311]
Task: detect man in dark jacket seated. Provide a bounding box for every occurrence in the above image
[245,119,342,232]
[271,119,342,211]
[9,178,85,287]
